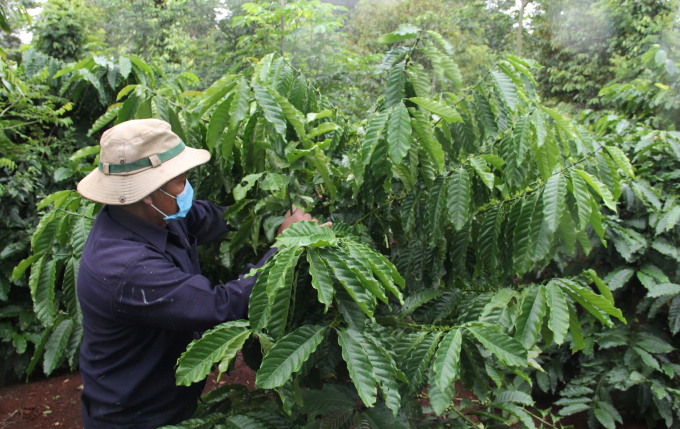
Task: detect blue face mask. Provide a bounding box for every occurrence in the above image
[151,179,194,223]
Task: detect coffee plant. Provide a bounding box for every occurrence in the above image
[16,26,639,427]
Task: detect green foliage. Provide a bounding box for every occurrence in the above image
[12,11,678,427]
[531,0,680,106]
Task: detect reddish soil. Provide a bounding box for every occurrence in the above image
[0,353,256,429]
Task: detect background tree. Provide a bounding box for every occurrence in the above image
[530,0,680,107]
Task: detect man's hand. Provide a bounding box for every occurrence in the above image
[277,206,332,235]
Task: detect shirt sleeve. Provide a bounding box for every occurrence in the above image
[185,200,229,246]
[111,247,278,332]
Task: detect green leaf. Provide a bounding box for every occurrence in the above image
[266,247,303,306]
[575,170,617,212]
[604,267,635,291]
[400,289,442,315]
[337,328,377,407]
[176,322,251,386]
[70,145,101,162]
[513,192,540,275]
[361,110,390,168]
[495,390,534,406]
[447,167,470,232]
[63,258,81,323]
[363,404,410,429]
[669,296,680,335]
[233,173,264,201]
[11,255,38,281]
[29,256,57,327]
[308,122,339,139]
[229,77,251,128]
[634,347,660,370]
[410,108,445,173]
[252,82,287,136]
[387,102,412,164]
[594,407,616,429]
[362,332,402,415]
[377,24,420,45]
[632,181,662,211]
[478,205,502,272]
[88,106,120,136]
[43,319,74,376]
[256,325,326,389]
[546,282,569,345]
[470,157,494,190]
[584,269,614,306]
[439,54,462,88]
[385,62,405,108]
[341,246,388,304]
[491,70,518,112]
[319,249,375,317]
[512,113,532,163]
[494,403,535,429]
[568,302,585,353]
[266,259,294,341]
[466,326,528,367]
[557,279,625,326]
[570,173,592,230]
[605,146,634,178]
[377,253,404,289]
[37,190,73,211]
[428,175,448,247]
[542,106,578,139]
[276,221,337,248]
[71,208,95,258]
[198,75,237,116]
[272,89,306,142]
[32,210,63,255]
[433,328,463,390]
[249,259,275,333]
[428,382,456,416]
[409,97,461,123]
[533,110,547,147]
[307,249,335,312]
[514,286,547,349]
[225,415,267,429]
[118,57,132,79]
[302,384,359,418]
[346,242,403,304]
[543,174,566,234]
[647,283,680,298]
[655,206,680,235]
[206,95,232,151]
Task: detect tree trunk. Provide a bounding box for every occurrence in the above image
[280,0,285,57]
[516,0,528,56]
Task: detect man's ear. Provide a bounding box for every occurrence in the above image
[142,194,154,205]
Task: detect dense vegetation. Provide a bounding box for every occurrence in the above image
[1,0,679,428]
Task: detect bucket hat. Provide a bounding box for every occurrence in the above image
[77,119,210,205]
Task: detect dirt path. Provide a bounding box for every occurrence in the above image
[0,353,256,429]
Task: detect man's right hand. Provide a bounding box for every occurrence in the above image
[277,206,332,235]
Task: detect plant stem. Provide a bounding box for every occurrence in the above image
[451,407,482,428]
[56,208,96,220]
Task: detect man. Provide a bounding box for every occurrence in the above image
[76,119,320,428]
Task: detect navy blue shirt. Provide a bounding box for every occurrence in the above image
[77,201,276,428]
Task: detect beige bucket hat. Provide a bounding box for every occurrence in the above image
[77,119,210,205]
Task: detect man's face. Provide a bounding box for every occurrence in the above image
[150,173,188,217]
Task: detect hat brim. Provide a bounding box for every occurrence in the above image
[77,147,210,205]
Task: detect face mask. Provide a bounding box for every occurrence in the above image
[151,179,194,223]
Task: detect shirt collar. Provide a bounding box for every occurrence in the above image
[107,205,169,253]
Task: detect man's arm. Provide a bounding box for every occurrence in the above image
[110,245,277,332]
[185,200,229,245]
